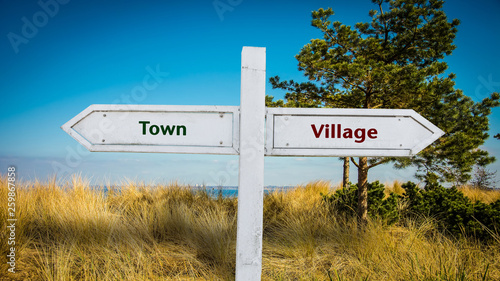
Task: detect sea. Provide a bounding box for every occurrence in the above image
[94,185,294,198]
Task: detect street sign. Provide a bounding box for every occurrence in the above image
[61,104,239,155]
[266,107,444,157]
[61,47,445,281]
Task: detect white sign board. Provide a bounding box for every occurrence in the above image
[61,104,239,155]
[266,108,444,157]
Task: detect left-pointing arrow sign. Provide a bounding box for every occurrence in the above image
[61,104,240,155]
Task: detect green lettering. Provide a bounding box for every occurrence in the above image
[149,125,159,135]
[160,125,176,135]
[138,121,150,135]
[177,125,186,136]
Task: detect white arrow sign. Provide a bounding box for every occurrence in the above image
[61,104,240,155]
[266,107,444,157]
[63,105,443,158]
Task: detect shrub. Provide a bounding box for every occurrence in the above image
[323,180,500,242]
[322,181,401,224]
[402,181,500,241]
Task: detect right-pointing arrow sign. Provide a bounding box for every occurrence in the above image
[265,108,444,157]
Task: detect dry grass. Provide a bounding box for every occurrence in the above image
[0,176,499,280]
[385,180,406,196]
[459,185,500,204]
[384,180,500,204]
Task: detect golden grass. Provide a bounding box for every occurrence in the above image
[385,180,406,196]
[0,176,499,280]
[459,185,500,204]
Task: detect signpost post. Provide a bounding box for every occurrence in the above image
[236,47,266,280]
[62,46,444,281]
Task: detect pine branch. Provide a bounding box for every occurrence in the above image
[351,157,360,169]
[368,158,391,169]
[337,75,368,95]
[384,27,419,65]
[379,3,389,47]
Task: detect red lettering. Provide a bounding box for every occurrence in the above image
[368,128,378,139]
[343,128,353,139]
[354,128,366,143]
[311,124,378,142]
[311,124,324,138]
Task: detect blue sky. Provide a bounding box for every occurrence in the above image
[1,0,499,187]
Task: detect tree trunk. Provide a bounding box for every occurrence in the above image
[357,157,368,225]
[342,157,350,189]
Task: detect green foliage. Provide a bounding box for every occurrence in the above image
[268,0,500,184]
[402,181,500,241]
[323,181,401,224]
[398,91,500,184]
[265,95,286,107]
[324,181,500,242]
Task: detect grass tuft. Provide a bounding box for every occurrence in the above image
[458,185,500,204]
[1,176,499,280]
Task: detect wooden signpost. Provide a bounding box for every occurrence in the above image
[62,46,444,281]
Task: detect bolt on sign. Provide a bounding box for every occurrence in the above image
[62,47,444,281]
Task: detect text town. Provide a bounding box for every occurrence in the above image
[139,121,187,136]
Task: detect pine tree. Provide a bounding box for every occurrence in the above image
[268,0,499,224]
